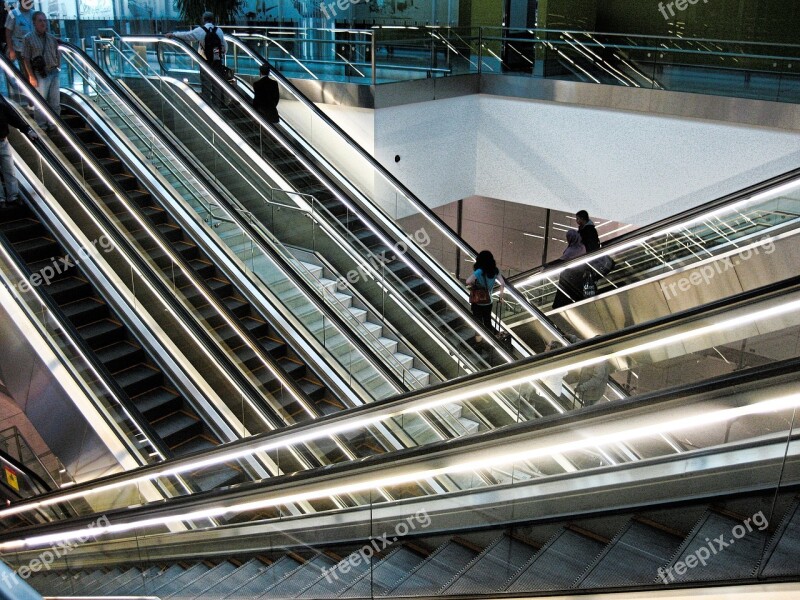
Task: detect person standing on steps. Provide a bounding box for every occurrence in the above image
[575,210,600,253]
[23,11,60,131]
[252,62,280,124]
[5,0,35,107]
[0,95,39,208]
[167,11,227,106]
[466,250,505,345]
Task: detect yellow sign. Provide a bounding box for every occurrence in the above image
[4,468,19,492]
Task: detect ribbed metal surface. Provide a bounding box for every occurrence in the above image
[760,499,800,577]
[165,561,238,599]
[253,554,337,598]
[387,541,478,596]
[151,564,210,596]
[73,568,123,594]
[108,566,160,596]
[94,567,145,595]
[296,552,371,597]
[339,547,426,597]
[222,556,302,598]
[666,512,766,583]
[442,536,534,595]
[507,529,605,592]
[579,521,682,588]
[130,564,195,596]
[189,559,269,598]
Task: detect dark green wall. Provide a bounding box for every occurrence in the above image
[597,0,800,44]
[539,0,598,30]
[459,0,504,27]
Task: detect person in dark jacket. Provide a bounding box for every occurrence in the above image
[0,95,38,207]
[576,209,600,253]
[252,62,280,124]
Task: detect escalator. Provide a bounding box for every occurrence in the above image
[4,270,800,538]
[505,168,800,340]
[0,202,221,462]
[11,343,800,597]
[92,33,553,374]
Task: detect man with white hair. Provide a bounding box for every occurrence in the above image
[167,11,227,105]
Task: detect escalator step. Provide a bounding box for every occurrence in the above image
[113,364,162,396]
[442,535,535,595]
[277,356,306,379]
[151,412,203,448]
[0,217,41,242]
[341,546,427,597]
[77,318,126,349]
[761,498,800,577]
[579,520,682,588]
[506,528,605,592]
[186,257,216,278]
[133,387,183,420]
[15,236,59,261]
[95,340,146,373]
[389,540,479,596]
[664,511,767,583]
[171,435,217,456]
[42,275,92,304]
[61,296,108,326]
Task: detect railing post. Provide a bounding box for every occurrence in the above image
[477,27,483,75]
[371,32,377,86]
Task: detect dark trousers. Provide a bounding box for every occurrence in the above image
[471,302,494,334]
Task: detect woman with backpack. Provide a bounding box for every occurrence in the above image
[466,250,504,342]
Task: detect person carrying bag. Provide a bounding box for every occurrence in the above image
[466,250,504,343]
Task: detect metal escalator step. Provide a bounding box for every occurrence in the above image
[150,564,209,596]
[105,567,159,595]
[339,546,427,597]
[14,236,61,262]
[578,520,682,588]
[72,568,123,594]
[388,540,479,596]
[296,551,370,598]
[77,318,126,349]
[223,556,302,598]
[191,558,270,598]
[134,387,184,420]
[113,363,162,396]
[42,275,92,303]
[255,554,338,598]
[94,566,147,595]
[125,565,185,596]
[664,511,767,583]
[441,535,536,595]
[152,412,204,448]
[61,296,108,326]
[760,497,800,577]
[506,528,605,592]
[0,217,41,242]
[95,340,146,372]
[165,560,238,599]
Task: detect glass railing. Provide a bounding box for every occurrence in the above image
[80,38,440,400]
[217,25,800,103]
[59,42,489,452]
[93,34,535,372]
[133,33,566,359]
[506,173,800,333]
[4,274,799,527]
